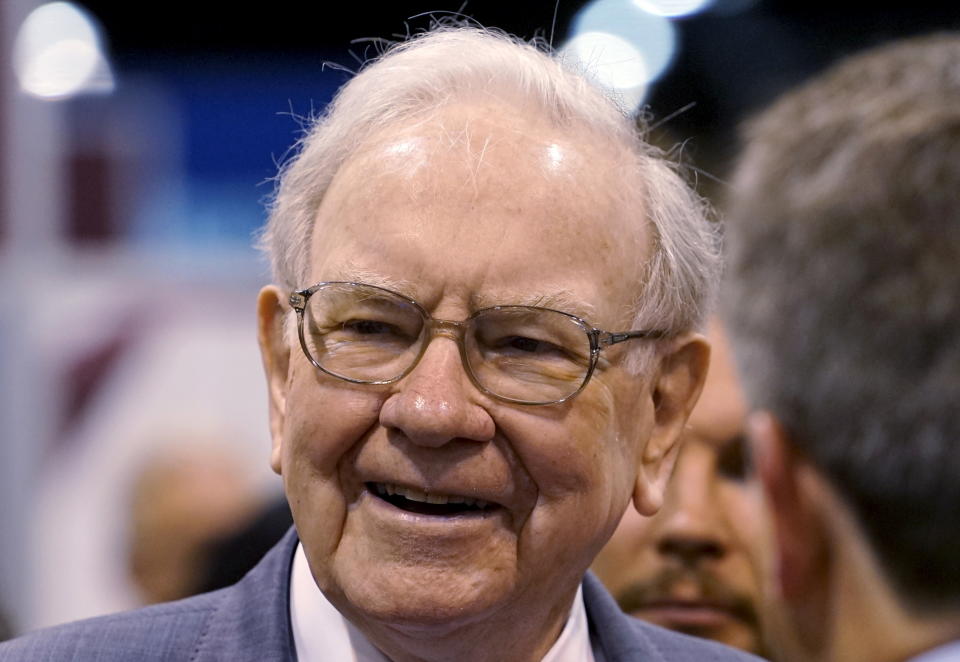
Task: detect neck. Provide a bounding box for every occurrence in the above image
[816,494,960,662]
[830,565,960,662]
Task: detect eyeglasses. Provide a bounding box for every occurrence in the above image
[289,281,666,406]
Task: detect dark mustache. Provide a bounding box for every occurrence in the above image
[615,566,759,629]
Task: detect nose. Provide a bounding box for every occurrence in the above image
[379,334,495,447]
[655,446,728,567]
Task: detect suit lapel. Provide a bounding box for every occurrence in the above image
[193,527,300,662]
[583,572,664,662]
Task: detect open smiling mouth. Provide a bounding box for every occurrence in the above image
[368,482,497,516]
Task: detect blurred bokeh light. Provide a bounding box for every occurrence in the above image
[13,2,114,100]
[565,0,675,109]
[632,0,714,18]
[561,30,651,111]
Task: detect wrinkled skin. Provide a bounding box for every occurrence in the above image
[258,101,709,662]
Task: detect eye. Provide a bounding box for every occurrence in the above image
[504,336,553,353]
[470,308,592,368]
[716,434,750,482]
[343,319,399,336]
[492,335,574,361]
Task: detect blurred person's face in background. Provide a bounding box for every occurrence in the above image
[592,321,769,657]
[128,445,260,604]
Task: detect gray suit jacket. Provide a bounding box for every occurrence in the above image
[0,528,763,661]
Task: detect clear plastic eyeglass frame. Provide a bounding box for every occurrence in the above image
[289,281,666,406]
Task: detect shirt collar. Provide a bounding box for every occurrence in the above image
[290,542,595,662]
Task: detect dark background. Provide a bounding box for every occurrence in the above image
[81,0,960,187]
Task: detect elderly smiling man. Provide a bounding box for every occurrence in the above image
[0,28,759,662]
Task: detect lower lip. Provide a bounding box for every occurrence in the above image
[362,488,503,529]
[633,605,738,630]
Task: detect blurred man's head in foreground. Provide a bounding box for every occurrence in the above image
[593,319,768,656]
[723,33,960,662]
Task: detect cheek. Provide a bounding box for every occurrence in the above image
[507,386,641,565]
[280,367,384,517]
[719,483,768,590]
[281,371,385,582]
[514,393,623,499]
[583,376,650,499]
[609,506,658,554]
[721,484,764,542]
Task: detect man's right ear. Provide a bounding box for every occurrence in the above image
[749,410,831,656]
[257,286,291,476]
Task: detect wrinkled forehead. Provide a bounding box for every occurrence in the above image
[354,100,638,195]
[311,102,652,309]
[310,103,650,327]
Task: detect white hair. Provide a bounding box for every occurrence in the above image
[259,26,719,336]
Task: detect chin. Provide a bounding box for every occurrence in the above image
[332,561,516,629]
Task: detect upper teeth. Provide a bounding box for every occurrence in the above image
[373,483,488,509]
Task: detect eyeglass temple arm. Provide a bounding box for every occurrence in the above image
[289,291,308,311]
[599,329,667,347]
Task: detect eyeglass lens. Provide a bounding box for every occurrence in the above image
[301,283,594,403]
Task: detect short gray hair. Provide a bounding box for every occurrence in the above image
[723,33,960,611]
[259,26,718,335]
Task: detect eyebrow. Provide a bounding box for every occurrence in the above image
[325,268,418,298]
[326,267,599,322]
[472,290,598,322]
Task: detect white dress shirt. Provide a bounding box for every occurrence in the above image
[910,641,960,662]
[290,543,596,662]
